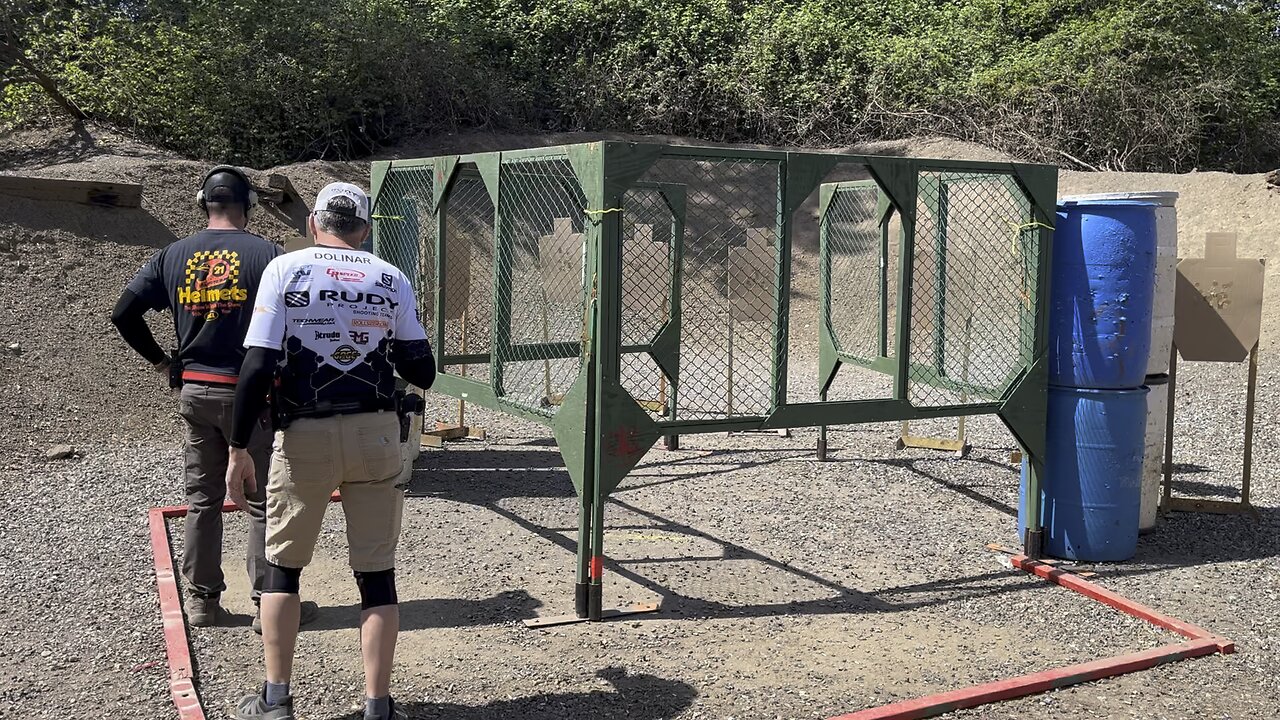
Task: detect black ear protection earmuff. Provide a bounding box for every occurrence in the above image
[195,165,259,216]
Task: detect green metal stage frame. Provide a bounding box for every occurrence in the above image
[371,142,1057,621]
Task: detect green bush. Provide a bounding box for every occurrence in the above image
[4,0,1279,171]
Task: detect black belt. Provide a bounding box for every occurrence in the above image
[277,399,396,426]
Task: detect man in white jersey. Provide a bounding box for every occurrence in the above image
[224,183,435,720]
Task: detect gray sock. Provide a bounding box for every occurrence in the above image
[264,681,290,707]
[365,695,391,719]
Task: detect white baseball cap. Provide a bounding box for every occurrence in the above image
[314,182,370,222]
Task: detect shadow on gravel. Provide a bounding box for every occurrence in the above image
[318,667,697,720]
[623,448,815,493]
[1169,477,1241,498]
[407,448,576,501]
[859,456,1018,518]
[403,444,1060,619]
[302,590,544,631]
[1121,505,1280,570]
[404,442,1280,621]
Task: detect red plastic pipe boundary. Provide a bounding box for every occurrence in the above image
[149,494,342,720]
[826,555,1235,720]
[149,507,204,720]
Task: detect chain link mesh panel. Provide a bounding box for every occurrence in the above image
[619,185,678,419]
[823,183,884,364]
[636,156,781,420]
[372,166,435,332]
[440,170,494,383]
[494,156,589,416]
[909,171,1036,406]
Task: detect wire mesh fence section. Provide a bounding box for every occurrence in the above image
[620,185,678,419]
[823,183,884,365]
[440,170,494,383]
[372,166,435,333]
[495,156,589,416]
[910,171,1036,406]
[636,156,781,420]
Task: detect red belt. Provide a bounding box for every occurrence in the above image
[181,370,239,386]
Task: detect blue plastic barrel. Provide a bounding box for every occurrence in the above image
[1049,201,1158,389]
[1018,385,1148,561]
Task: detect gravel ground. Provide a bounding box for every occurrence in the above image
[2,126,1278,720]
[4,364,1277,720]
[165,359,1276,720]
[0,442,177,719]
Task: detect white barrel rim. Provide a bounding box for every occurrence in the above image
[1060,191,1179,207]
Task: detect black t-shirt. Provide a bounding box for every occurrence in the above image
[126,229,281,376]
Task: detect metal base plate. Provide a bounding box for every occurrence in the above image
[522,602,660,628]
[986,543,1096,577]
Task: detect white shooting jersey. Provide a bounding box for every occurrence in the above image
[245,246,427,411]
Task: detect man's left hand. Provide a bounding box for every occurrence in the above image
[226,447,257,512]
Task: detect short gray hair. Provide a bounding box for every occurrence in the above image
[314,196,367,237]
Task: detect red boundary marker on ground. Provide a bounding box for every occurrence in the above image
[149,493,342,720]
[149,507,205,720]
[826,555,1235,720]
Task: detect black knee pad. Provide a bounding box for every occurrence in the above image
[263,562,302,594]
[353,568,397,610]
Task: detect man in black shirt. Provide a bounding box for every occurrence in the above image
[111,166,317,631]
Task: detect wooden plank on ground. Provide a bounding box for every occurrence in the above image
[0,175,143,208]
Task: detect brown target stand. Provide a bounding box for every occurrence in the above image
[1161,232,1266,517]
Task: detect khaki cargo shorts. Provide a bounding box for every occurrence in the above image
[264,411,408,572]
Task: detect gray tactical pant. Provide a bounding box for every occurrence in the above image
[178,383,271,602]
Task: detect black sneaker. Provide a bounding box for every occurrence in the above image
[364,696,407,720]
[233,688,295,720]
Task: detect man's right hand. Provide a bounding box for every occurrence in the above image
[226,447,257,512]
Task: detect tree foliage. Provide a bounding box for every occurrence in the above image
[4,0,1279,171]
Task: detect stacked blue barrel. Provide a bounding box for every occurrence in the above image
[1019,197,1158,561]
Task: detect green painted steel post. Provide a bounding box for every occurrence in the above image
[933,180,949,374]
[434,189,447,372]
[575,482,592,617]
[1023,209,1055,560]
[571,278,600,618]
[491,173,512,397]
[1008,165,1058,560]
[891,171,919,401]
[879,196,891,359]
[816,180,832,460]
[589,158,627,622]
[770,159,791,410]
[663,202,684,449]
